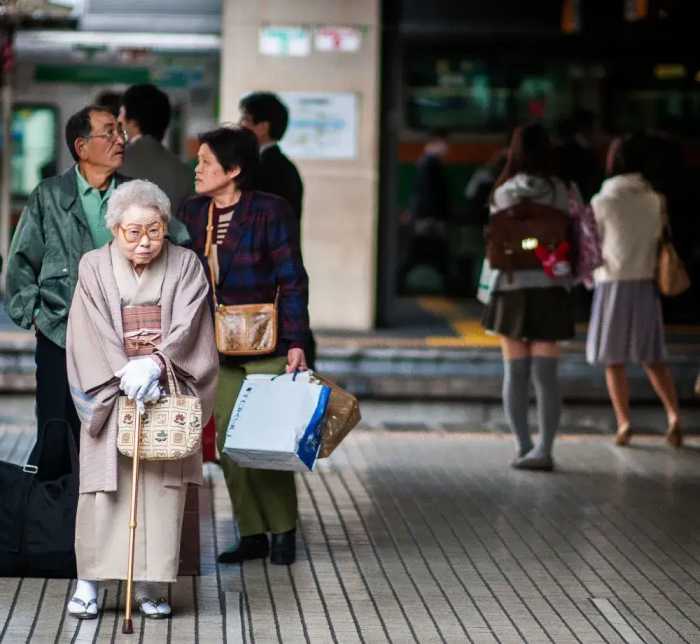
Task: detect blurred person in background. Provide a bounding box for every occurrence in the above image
[239,91,303,222]
[398,129,452,293]
[94,90,122,118]
[481,123,577,471]
[119,84,195,214]
[557,109,603,202]
[179,127,310,566]
[586,134,682,447]
[464,147,508,227]
[239,91,316,367]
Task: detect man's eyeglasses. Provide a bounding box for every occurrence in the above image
[85,127,128,144]
[119,223,165,243]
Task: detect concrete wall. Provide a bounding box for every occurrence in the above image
[220,0,380,330]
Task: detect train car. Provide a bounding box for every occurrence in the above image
[378,0,700,326]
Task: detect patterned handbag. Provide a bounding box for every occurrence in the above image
[117,360,202,461]
[568,185,603,288]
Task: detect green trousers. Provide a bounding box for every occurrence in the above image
[214,356,297,537]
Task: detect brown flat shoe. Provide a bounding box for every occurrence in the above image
[615,425,632,446]
[666,422,683,448]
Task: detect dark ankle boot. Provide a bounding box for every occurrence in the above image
[270,529,296,565]
[217,533,269,564]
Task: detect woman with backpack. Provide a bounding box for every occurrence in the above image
[586,134,682,447]
[480,123,577,471]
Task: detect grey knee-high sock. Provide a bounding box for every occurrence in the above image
[531,357,561,457]
[502,357,532,455]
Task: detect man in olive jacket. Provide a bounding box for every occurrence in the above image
[6,104,189,478]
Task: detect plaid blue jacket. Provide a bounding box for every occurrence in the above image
[178,191,309,353]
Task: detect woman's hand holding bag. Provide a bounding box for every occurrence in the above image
[286,348,308,373]
[115,357,162,407]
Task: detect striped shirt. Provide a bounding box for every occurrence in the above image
[214,203,238,245]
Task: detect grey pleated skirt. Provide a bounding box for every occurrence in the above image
[586,279,667,365]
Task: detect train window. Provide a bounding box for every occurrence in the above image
[513,67,577,128]
[405,57,593,133]
[610,88,700,136]
[11,105,58,197]
[406,59,510,132]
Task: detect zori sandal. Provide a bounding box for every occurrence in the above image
[137,597,172,619]
[67,596,98,620]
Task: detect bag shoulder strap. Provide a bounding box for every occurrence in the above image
[204,201,220,308]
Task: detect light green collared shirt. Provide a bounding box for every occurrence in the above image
[75,165,115,247]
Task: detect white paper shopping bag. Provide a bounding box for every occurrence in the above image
[223,372,331,472]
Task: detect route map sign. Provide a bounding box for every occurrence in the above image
[279,92,358,160]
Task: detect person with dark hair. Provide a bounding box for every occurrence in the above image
[178,126,310,566]
[480,123,577,471]
[94,90,122,118]
[398,129,451,293]
[586,134,682,447]
[557,109,603,202]
[6,104,190,569]
[240,91,316,367]
[239,91,303,221]
[118,84,194,213]
[6,105,130,481]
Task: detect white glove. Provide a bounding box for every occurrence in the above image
[136,380,164,415]
[115,357,162,404]
[142,380,163,404]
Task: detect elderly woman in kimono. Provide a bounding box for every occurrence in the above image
[65,179,218,620]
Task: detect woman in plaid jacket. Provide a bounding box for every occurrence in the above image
[178,126,310,565]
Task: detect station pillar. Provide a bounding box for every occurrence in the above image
[220,0,381,330]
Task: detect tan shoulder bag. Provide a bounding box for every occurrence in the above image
[657,197,690,297]
[204,201,279,356]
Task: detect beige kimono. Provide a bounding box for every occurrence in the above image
[66,241,218,582]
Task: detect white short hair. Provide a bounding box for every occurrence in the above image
[105,179,171,229]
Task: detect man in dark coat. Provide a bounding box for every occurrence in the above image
[239,92,316,366]
[118,84,195,214]
[398,130,452,292]
[239,92,303,222]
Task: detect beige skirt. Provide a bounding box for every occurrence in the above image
[75,454,187,582]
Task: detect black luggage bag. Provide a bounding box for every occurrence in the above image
[0,419,78,578]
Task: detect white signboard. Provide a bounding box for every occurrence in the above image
[259,26,311,57]
[314,26,362,53]
[279,92,358,160]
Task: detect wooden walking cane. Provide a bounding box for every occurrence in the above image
[121,406,143,634]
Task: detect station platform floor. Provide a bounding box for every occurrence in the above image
[2,414,700,643]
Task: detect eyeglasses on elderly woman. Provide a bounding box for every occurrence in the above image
[118,222,165,244]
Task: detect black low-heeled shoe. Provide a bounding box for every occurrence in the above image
[217,533,269,564]
[270,529,296,565]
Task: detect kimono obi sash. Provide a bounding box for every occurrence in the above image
[122,304,162,357]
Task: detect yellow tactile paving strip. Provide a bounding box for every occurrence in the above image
[419,296,501,348]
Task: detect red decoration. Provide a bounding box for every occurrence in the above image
[534,241,572,278]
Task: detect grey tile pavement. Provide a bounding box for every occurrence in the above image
[1,425,700,642]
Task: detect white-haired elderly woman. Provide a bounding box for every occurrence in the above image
[64,179,218,620]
